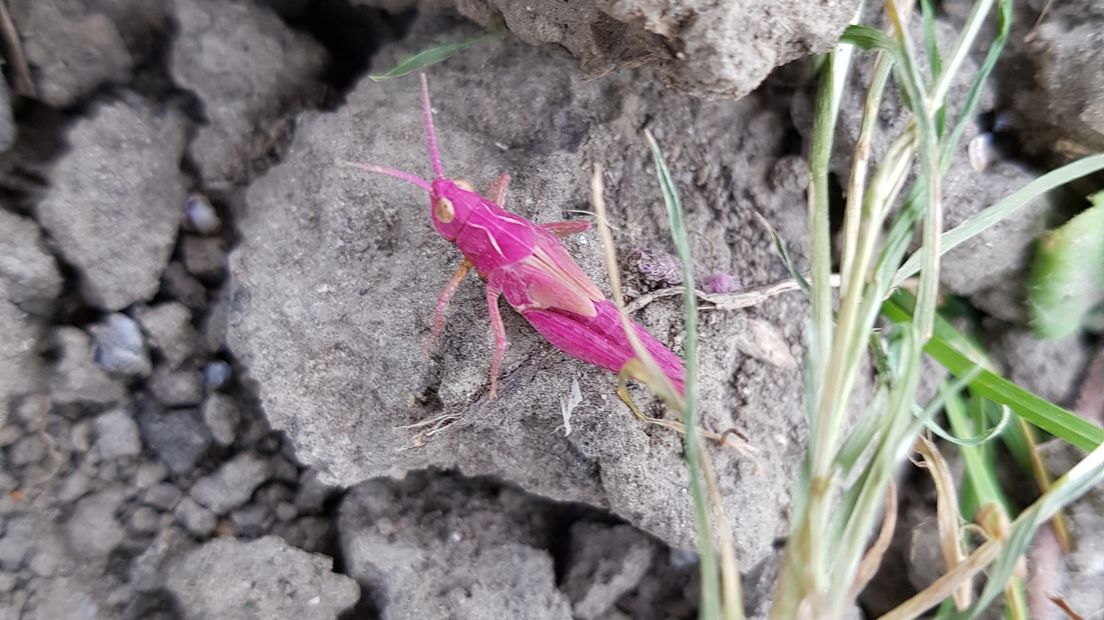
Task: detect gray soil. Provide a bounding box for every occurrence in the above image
[1,1,1101,619]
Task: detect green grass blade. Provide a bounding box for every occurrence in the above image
[1028,191,1104,338]
[368,31,505,81]
[894,154,1104,288]
[882,292,1104,451]
[645,133,724,620]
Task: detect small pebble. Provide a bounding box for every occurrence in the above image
[8,434,46,467]
[148,366,204,407]
[93,408,143,459]
[134,461,168,489]
[230,504,272,537]
[275,501,297,522]
[162,262,207,311]
[0,424,21,447]
[135,302,199,369]
[175,497,216,537]
[136,407,212,474]
[184,194,221,234]
[57,470,92,503]
[27,549,58,577]
[190,452,273,514]
[144,483,182,512]
[181,236,226,282]
[90,313,151,378]
[70,420,92,452]
[129,506,161,534]
[201,393,240,446]
[13,394,48,428]
[203,360,232,391]
[969,132,1000,172]
[66,490,125,559]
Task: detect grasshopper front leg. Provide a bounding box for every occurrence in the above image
[424,258,474,356]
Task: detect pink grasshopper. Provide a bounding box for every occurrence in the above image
[347,74,685,401]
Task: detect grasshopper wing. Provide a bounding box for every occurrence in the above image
[513,232,605,317]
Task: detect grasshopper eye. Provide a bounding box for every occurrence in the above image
[434,197,455,223]
[454,179,474,191]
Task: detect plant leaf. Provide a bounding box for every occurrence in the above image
[368,31,506,82]
[1028,191,1104,339]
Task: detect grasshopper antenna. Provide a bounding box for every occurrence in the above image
[419,72,444,179]
[337,160,431,192]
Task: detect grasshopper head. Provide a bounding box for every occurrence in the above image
[429,178,478,241]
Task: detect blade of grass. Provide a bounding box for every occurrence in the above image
[367,31,506,81]
[645,130,744,620]
[893,153,1104,286]
[882,292,1104,451]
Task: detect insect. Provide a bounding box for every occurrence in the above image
[345,74,685,401]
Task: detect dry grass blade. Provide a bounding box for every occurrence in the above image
[0,0,34,96]
[915,434,972,609]
[624,276,843,314]
[848,479,898,599]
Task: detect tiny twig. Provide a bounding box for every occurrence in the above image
[0,0,34,97]
[625,274,842,314]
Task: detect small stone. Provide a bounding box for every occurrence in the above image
[12,1,134,107]
[12,394,48,429]
[57,470,92,503]
[203,360,232,391]
[0,424,20,447]
[90,313,150,378]
[162,262,207,311]
[165,537,359,619]
[93,408,143,459]
[129,506,161,534]
[275,502,297,522]
[201,393,239,446]
[190,452,273,515]
[184,194,221,234]
[135,302,198,369]
[769,154,809,193]
[0,516,35,569]
[174,497,216,537]
[7,434,46,466]
[143,483,182,512]
[229,503,272,537]
[70,420,92,452]
[136,407,211,475]
[201,293,229,354]
[181,236,226,282]
[28,548,58,577]
[66,490,125,559]
[0,571,15,593]
[295,469,335,513]
[0,210,62,316]
[563,522,657,620]
[47,327,125,407]
[134,461,168,489]
[270,455,299,484]
[169,0,327,188]
[35,100,187,310]
[148,366,204,407]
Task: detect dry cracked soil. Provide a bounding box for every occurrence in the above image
[0,0,1102,619]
